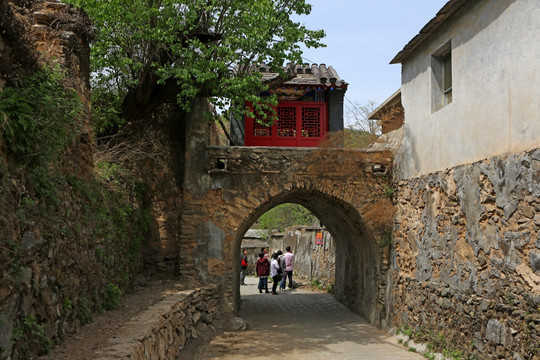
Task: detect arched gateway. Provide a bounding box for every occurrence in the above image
[179,100,394,327]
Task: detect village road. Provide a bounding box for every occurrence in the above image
[192,277,423,360]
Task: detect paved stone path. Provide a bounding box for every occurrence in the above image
[192,277,423,360]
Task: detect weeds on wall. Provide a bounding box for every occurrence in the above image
[396,324,482,360]
[0,64,82,198]
[11,315,53,356]
[378,231,393,248]
[0,65,151,359]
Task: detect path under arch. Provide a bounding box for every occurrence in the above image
[192,277,422,360]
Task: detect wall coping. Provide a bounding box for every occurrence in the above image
[95,284,220,359]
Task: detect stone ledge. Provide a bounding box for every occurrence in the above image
[95,284,221,360]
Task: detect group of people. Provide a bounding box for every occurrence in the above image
[240,247,295,295]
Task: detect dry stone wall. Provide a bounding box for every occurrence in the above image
[268,227,335,286]
[7,0,93,178]
[95,285,221,360]
[0,2,179,359]
[393,148,540,359]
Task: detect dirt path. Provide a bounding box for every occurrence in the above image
[40,277,186,360]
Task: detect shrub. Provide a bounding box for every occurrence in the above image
[103,283,122,310]
[11,315,53,356]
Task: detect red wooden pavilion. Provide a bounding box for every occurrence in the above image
[237,63,348,147]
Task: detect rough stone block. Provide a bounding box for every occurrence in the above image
[530,251,540,273]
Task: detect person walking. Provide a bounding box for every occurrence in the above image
[240,249,248,285]
[270,253,281,295]
[284,246,295,289]
[277,250,286,292]
[256,252,270,293]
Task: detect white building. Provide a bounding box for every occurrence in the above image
[390,0,540,179]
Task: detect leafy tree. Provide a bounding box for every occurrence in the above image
[255,203,318,231]
[65,0,325,130]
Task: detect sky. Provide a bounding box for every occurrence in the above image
[294,0,449,115]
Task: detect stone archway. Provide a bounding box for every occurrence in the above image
[179,110,395,327]
[231,188,381,322]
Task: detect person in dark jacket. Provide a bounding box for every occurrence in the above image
[256,252,270,293]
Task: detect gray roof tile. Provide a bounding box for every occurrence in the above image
[259,63,347,88]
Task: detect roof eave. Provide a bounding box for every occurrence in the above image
[390,0,470,64]
[368,88,401,120]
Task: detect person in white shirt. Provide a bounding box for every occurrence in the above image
[270,253,281,295]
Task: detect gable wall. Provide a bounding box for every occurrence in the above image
[396,0,540,180]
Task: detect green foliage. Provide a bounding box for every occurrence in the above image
[442,349,463,359]
[103,283,122,310]
[310,279,334,293]
[64,0,325,132]
[343,128,375,148]
[384,185,395,199]
[0,67,151,359]
[255,203,318,231]
[400,324,413,338]
[326,282,335,294]
[91,86,125,134]
[0,64,82,167]
[11,315,53,356]
[397,325,480,360]
[429,331,447,350]
[378,232,393,247]
[0,64,82,205]
[61,297,73,317]
[78,297,94,325]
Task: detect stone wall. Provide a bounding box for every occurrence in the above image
[95,285,222,360]
[0,2,176,359]
[393,148,540,359]
[268,227,335,286]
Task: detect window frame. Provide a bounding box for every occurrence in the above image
[431,41,453,112]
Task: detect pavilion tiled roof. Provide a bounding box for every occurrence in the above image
[258,63,348,88]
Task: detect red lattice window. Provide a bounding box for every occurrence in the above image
[253,111,273,137]
[301,107,321,137]
[277,107,296,137]
[245,101,327,147]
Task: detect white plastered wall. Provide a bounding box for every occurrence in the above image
[395,0,540,180]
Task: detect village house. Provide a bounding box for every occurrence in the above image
[368,88,404,135]
[230,63,348,147]
[389,0,540,179]
[387,0,540,358]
